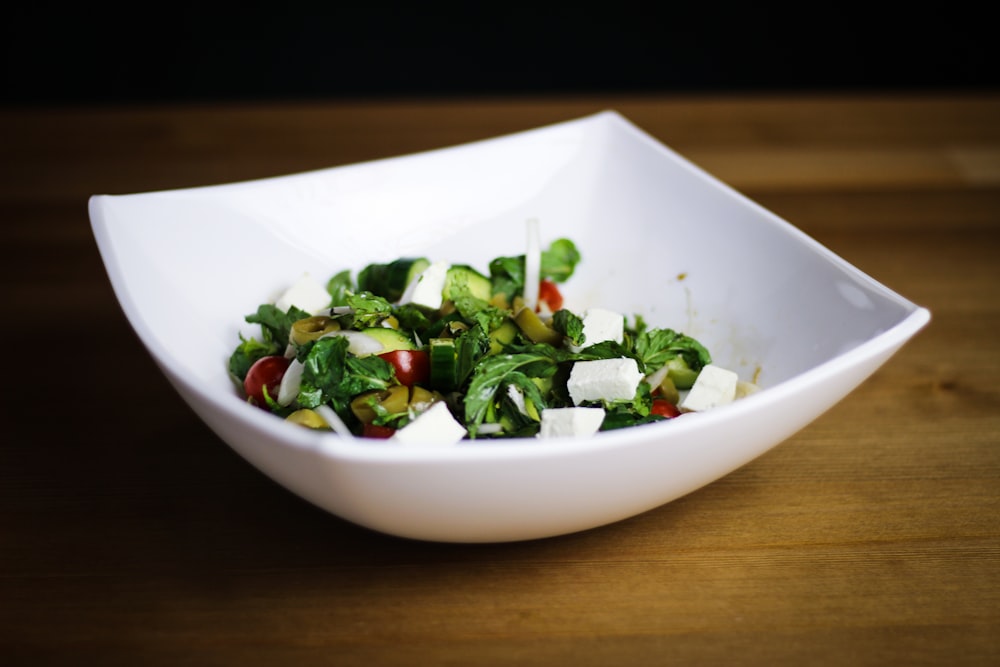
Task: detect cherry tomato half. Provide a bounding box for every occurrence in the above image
[362,423,396,439]
[651,398,681,419]
[537,279,564,312]
[378,350,430,387]
[244,355,291,409]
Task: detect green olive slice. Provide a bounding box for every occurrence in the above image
[290,316,341,345]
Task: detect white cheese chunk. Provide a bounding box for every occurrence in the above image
[569,307,624,352]
[679,364,739,412]
[567,357,643,405]
[274,273,331,315]
[539,407,605,438]
[399,260,449,310]
[392,401,467,446]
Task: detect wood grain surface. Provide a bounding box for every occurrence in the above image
[2,93,998,666]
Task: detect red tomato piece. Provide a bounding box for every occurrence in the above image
[378,350,430,386]
[244,355,291,409]
[651,398,681,419]
[537,279,564,312]
[362,423,396,439]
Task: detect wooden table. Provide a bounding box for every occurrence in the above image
[3,93,998,666]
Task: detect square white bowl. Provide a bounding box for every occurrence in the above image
[90,111,929,543]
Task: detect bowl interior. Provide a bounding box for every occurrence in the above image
[91,111,919,409]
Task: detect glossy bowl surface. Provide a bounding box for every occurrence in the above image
[90,111,929,542]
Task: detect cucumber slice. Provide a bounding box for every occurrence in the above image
[513,307,562,346]
[665,356,699,390]
[443,264,492,302]
[359,327,416,354]
[488,319,519,354]
[358,257,431,302]
[429,338,458,391]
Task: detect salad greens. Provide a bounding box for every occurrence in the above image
[229,237,724,441]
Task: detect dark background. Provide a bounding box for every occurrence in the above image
[3,5,997,106]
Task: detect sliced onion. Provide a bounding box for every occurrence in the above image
[644,363,669,389]
[506,384,528,416]
[523,218,541,312]
[277,359,304,406]
[314,405,356,439]
[319,329,385,357]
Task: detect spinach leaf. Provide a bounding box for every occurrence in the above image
[488,238,581,301]
[297,336,394,414]
[570,339,638,363]
[392,303,433,338]
[326,269,354,307]
[488,255,524,303]
[452,295,509,334]
[464,351,560,437]
[245,303,310,350]
[552,309,585,347]
[345,292,394,328]
[343,355,396,396]
[635,327,712,373]
[228,333,278,382]
[493,374,546,436]
[593,381,655,430]
[600,408,662,431]
[454,324,492,389]
[540,238,581,283]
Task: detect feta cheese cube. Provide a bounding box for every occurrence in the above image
[399,260,449,310]
[539,407,605,438]
[567,357,643,405]
[392,401,467,446]
[569,307,624,352]
[679,364,739,412]
[274,273,332,315]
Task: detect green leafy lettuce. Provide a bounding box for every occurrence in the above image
[228,303,310,382]
[296,336,395,417]
[489,238,581,302]
[631,317,712,388]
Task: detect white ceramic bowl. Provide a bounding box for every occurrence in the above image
[90,111,929,543]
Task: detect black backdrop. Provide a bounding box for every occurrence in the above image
[3,4,997,106]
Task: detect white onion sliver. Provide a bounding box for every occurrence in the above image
[314,405,356,439]
[644,364,669,389]
[505,384,529,416]
[319,329,385,357]
[523,218,541,312]
[277,359,304,406]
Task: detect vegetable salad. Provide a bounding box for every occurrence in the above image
[229,229,756,443]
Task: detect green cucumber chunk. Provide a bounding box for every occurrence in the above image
[359,327,416,354]
[488,319,519,354]
[665,356,700,390]
[429,338,458,391]
[358,257,431,302]
[443,265,492,302]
